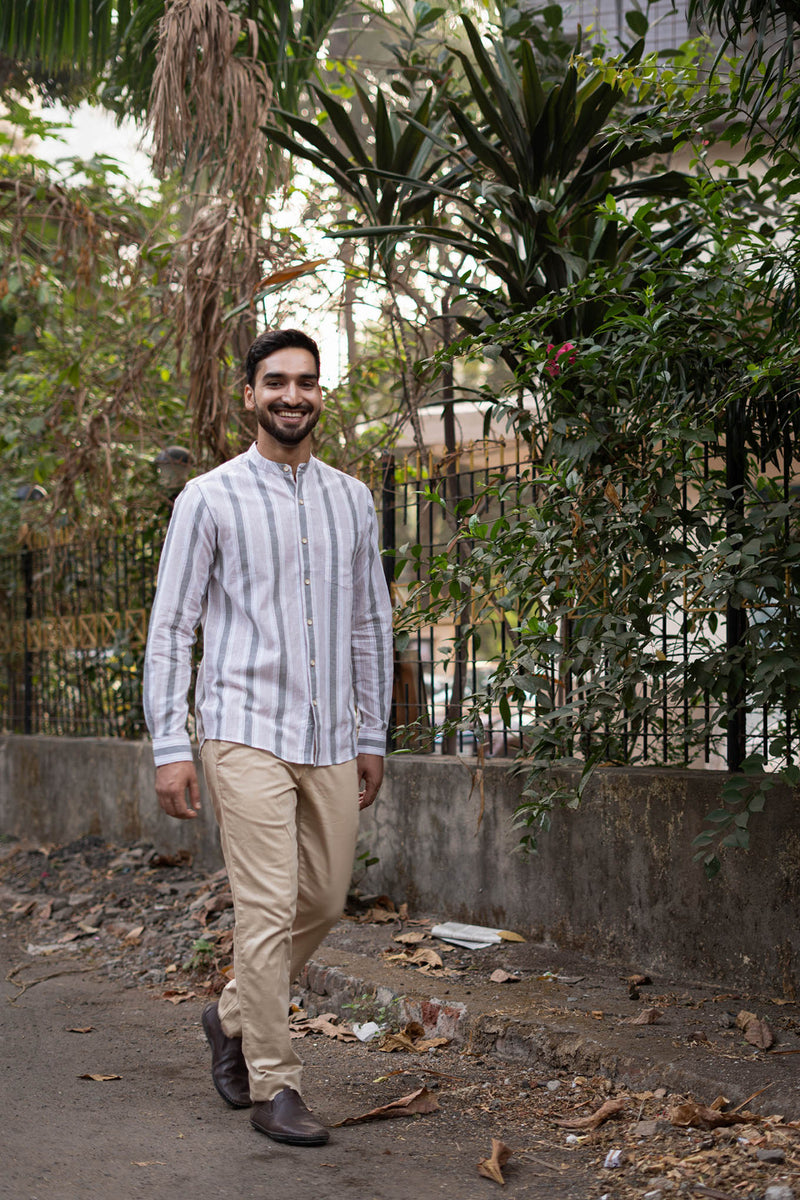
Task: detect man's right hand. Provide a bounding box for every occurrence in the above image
[155,761,201,820]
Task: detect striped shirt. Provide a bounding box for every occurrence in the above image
[143,445,394,768]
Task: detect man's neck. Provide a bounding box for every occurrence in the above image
[254,432,312,477]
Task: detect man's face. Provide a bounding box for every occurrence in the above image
[244,347,324,447]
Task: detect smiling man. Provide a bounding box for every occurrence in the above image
[143,329,393,1146]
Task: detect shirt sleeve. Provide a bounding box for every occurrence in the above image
[350,487,394,756]
[143,484,216,767]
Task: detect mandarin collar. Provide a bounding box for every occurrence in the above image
[245,444,316,478]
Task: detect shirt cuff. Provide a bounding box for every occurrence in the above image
[357,729,387,756]
[152,737,195,768]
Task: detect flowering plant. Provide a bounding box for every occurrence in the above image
[544,342,576,377]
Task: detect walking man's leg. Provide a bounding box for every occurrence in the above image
[200,742,359,1144]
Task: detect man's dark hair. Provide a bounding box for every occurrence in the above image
[245,329,321,386]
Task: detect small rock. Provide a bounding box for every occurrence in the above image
[565,1134,580,1145]
[140,968,165,983]
[764,1187,795,1200]
[644,1191,664,1200]
[545,1079,561,1092]
[602,1148,625,1169]
[632,1120,660,1138]
[756,1149,786,1164]
[646,1177,675,1190]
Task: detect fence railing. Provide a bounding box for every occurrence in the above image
[1,435,796,769]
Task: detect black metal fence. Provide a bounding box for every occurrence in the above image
[1,434,797,768]
[0,529,161,739]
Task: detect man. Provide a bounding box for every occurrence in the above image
[143,329,393,1146]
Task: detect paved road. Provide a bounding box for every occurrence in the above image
[1,925,603,1200]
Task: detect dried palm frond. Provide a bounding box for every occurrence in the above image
[148,0,273,193]
[177,197,267,461]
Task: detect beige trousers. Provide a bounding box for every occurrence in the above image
[200,740,359,1101]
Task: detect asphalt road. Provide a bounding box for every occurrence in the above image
[1,924,608,1200]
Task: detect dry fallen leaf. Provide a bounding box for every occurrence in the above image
[67,1026,94,1034]
[554,1096,629,1130]
[384,947,445,972]
[669,1101,755,1130]
[744,1019,774,1050]
[303,1015,357,1042]
[393,931,426,945]
[736,1010,758,1030]
[407,948,444,969]
[360,904,397,924]
[623,1008,663,1025]
[377,1022,449,1054]
[332,1086,439,1127]
[79,1073,121,1082]
[477,1138,513,1185]
[162,989,197,1005]
[497,930,525,943]
[490,969,520,984]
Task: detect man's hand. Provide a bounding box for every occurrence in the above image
[356,753,384,811]
[155,761,201,820]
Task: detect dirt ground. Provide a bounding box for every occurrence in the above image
[2,834,799,1200]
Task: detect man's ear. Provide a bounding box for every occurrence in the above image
[244,383,254,411]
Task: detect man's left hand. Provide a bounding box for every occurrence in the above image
[356,753,384,810]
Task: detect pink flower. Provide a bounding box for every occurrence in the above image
[544,341,576,377]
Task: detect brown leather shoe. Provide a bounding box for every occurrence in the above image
[201,1002,251,1108]
[250,1088,330,1145]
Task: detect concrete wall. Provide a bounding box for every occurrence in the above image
[1,736,797,995]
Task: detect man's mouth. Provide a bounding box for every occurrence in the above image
[271,406,310,419]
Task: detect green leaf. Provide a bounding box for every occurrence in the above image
[625,10,649,36]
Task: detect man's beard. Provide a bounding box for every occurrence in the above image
[254,401,321,447]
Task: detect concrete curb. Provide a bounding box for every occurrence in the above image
[298,957,800,1118]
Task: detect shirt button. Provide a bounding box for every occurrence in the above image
[301,537,308,544]
[312,699,318,707]
[307,618,313,625]
[304,579,310,585]
[299,499,305,506]
[283,465,290,472]
[310,659,316,667]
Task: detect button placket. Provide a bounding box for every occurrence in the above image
[296,472,319,748]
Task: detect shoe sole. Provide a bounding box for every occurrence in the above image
[250,1118,329,1146]
[201,1006,252,1109]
